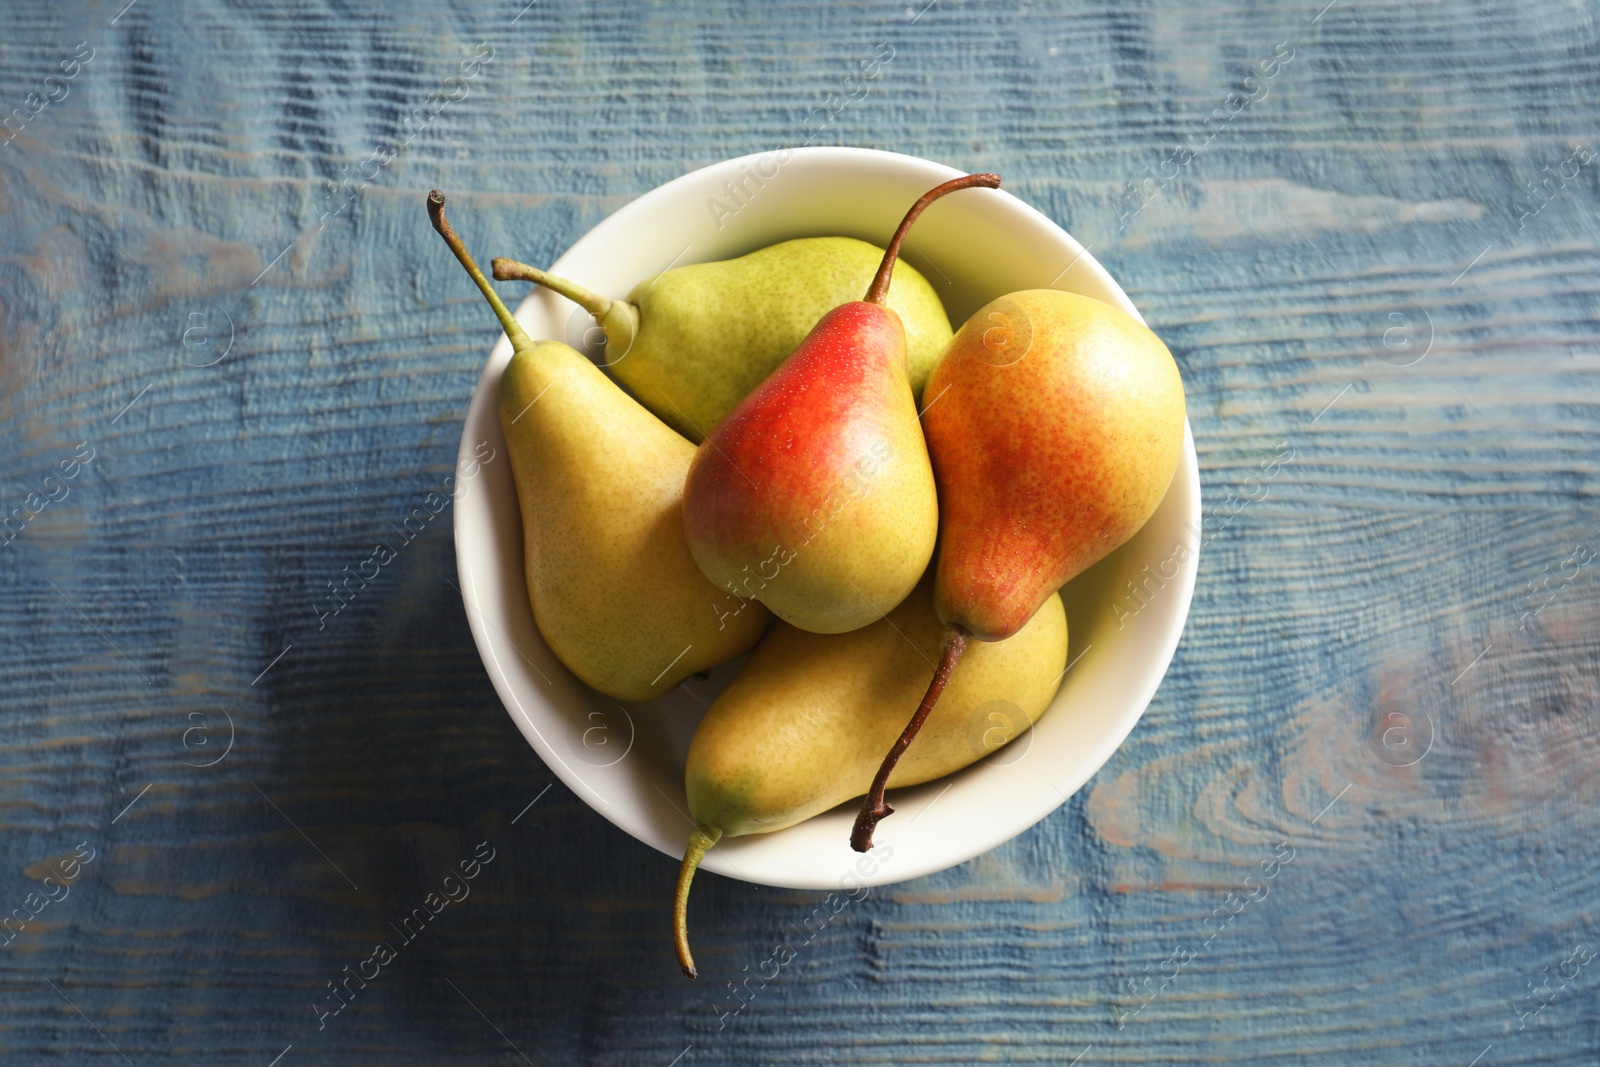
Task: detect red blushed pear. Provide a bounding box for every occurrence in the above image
[681,174,1003,635]
[851,288,1187,851]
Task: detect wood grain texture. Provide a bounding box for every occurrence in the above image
[1,0,1597,1063]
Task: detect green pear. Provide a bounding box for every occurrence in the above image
[491,237,953,441]
[427,191,769,701]
[671,576,1067,977]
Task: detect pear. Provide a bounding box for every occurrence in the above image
[672,576,1067,977]
[680,175,1002,635]
[491,237,953,442]
[427,191,769,701]
[851,288,1186,851]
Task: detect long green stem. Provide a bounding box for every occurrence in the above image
[426,190,533,352]
[864,173,1001,306]
[493,257,641,360]
[492,258,612,317]
[674,825,722,979]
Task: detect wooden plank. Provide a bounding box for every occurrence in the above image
[0,0,1596,1062]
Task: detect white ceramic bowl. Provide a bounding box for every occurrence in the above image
[454,147,1199,891]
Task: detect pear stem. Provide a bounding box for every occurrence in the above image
[864,173,1001,306]
[426,190,534,352]
[492,258,617,320]
[850,626,969,852]
[674,825,722,979]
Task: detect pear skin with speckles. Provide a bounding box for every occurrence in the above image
[497,341,770,701]
[427,187,767,702]
[616,238,951,441]
[925,289,1187,642]
[684,577,1067,839]
[681,300,939,634]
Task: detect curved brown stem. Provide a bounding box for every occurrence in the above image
[864,173,1001,306]
[850,626,969,852]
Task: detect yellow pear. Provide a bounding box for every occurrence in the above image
[428,191,768,701]
[671,576,1066,977]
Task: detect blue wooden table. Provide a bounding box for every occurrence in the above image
[2,1,1597,1063]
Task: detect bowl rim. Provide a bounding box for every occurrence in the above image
[453,146,1199,890]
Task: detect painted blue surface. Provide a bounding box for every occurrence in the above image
[1,1,1597,1063]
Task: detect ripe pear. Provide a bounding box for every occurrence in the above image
[852,289,1186,851]
[491,238,953,442]
[673,576,1067,977]
[427,191,768,701]
[680,175,1002,635]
